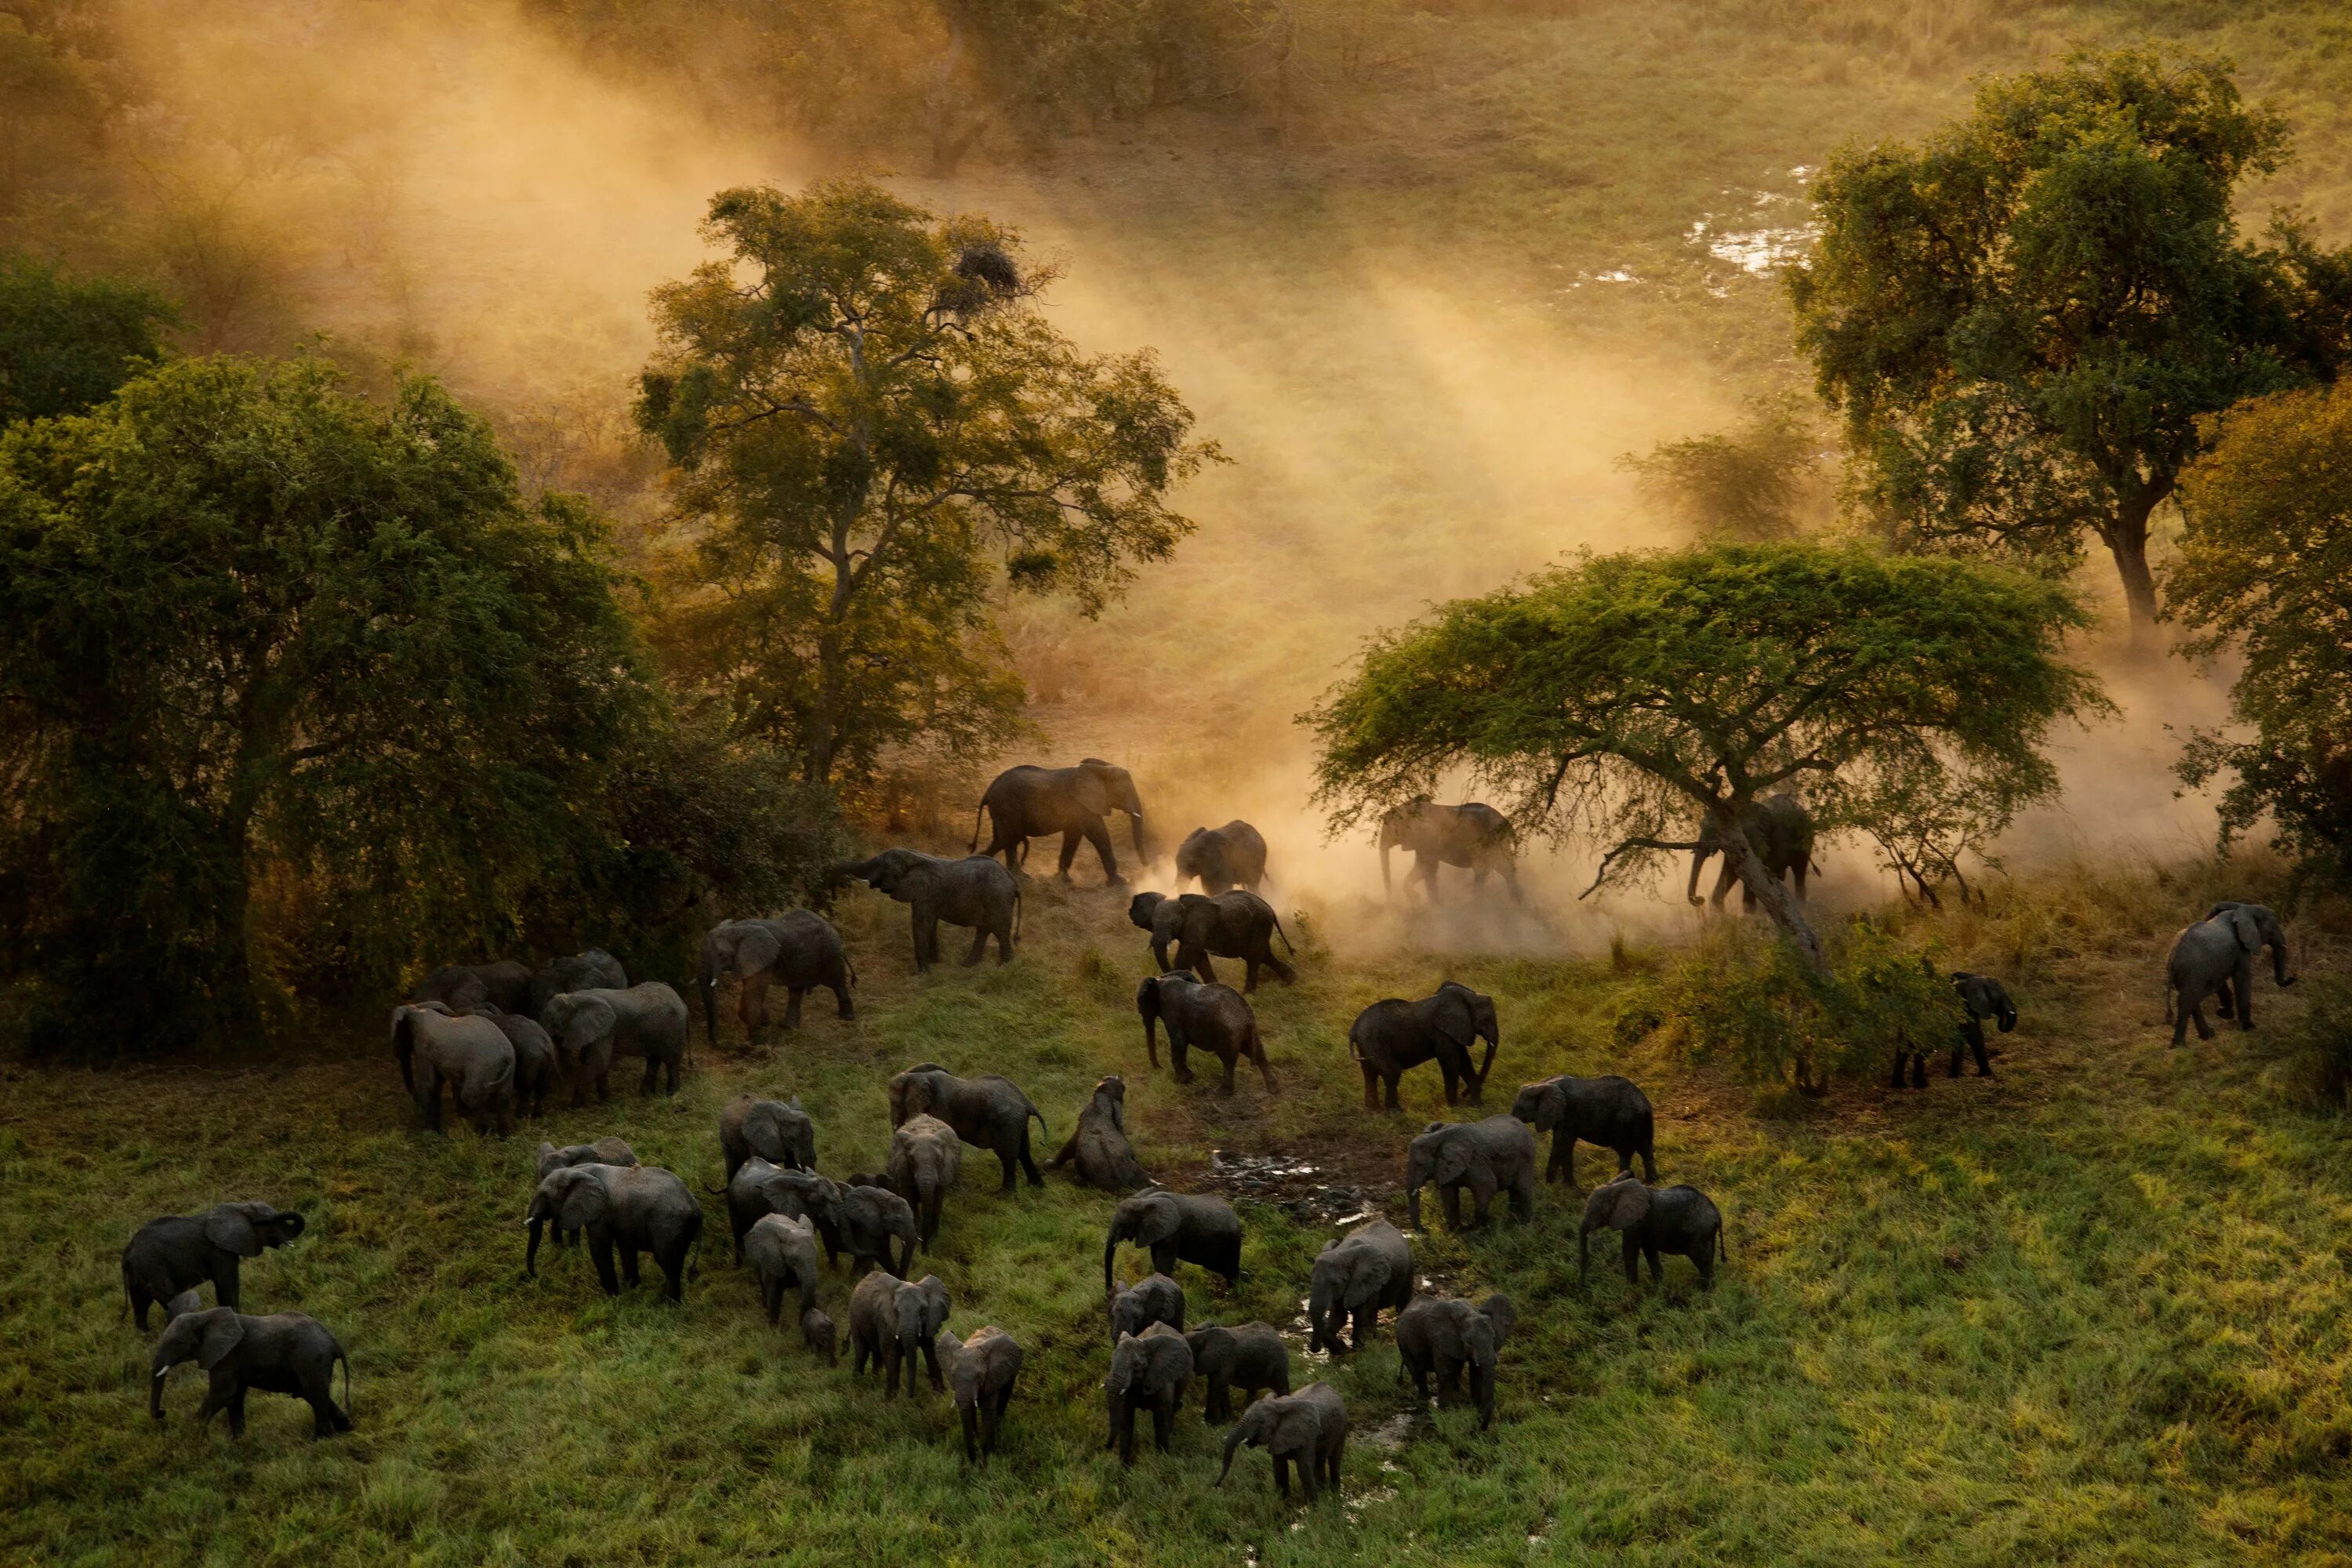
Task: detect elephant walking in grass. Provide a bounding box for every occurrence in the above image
[1306,1218,1412,1355]
[1105,1322,1192,1464]
[974,757,1149,884]
[1394,1294,1514,1431]
[390,1003,515,1135]
[541,984,691,1104]
[1136,970,1275,1095]
[1050,1076,1151,1192]
[524,1163,703,1302]
[1217,1382,1346,1503]
[935,1325,1024,1463]
[1348,981,1499,1112]
[834,850,1022,971]
[744,1214,824,1324]
[850,1271,952,1397]
[1897,972,2016,1087]
[1379,798,1521,903]
[122,1203,307,1330]
[1689,793,1816,912]
[1175,821,1268,894]
[697,913,855,1047]
[151,1307,350,1440]
[888,1114,963,1247]
[720,1095,816,1181]
[1404,1116,1537,1232]
[1510,1073,1657,1187]
[1185,1323,1290,1421]
[1105,1189,1244,1291]
[836,1181,920,1279]
[2168,901,2296,1047]
[1580,1173,1726,1290]
[1128,891,1297,991]
[887,1063,1048,1193]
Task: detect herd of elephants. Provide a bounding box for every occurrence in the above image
[120,758,2303,1500]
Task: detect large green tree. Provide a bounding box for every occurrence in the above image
[1306,544,2105,969]
[1791,50,2352,637]
[638,179,1217,789]
[0,252,174,424]
[0,356,648,1050]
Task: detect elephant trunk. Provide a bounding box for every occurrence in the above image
[1685,843,1708,906]
[149,1350,178,1418]
[526,1215,546,1277]
[960,1401,980,1463]
[1472,1362,1496,1429]
[1379,840,1393,895]
[1472,1034,1499,1102]
[1306,1280,1334,1353]
[1127,811,1149,864]
[699,967,720,1050]
[1217,1422,1247,1485]
[1103,1232,1121,1294]
[1406,1182,1424,1232]
[2274,934,2296,988]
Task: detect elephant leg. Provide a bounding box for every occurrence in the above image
[621,1246,643,1287]
[308,1385,339,1439]
[1441,1064,1460,1105]
[1969,1029,1993,1076]
[1439,1185,1463,1230]
[213,1258,241,1312]
[1643,1243,1664,1283]
[2192,999,2216,1041]
[913,913,937,973]
[588,1236,621,1296]
[1417,854,1440,902]
[1265,951,1297,985]
[1171,1036,1195,1085]
[1467,1174,1498,1227]
[1709,859,1735,911]
[1019,1134,1044,1189]
[226,1383,249,1439]
[1385,1072,1402,1113]
[781,982,804,1034]
[1188,949,1220,987]
[595,1069,612,1103]
[1056,830,1083,882]
[1297,1450,1319,1503]
[996,1146,1019,1193]
[1360,1063,1381,1112]
[2215,976,2236,1020]
[1272,1455,1291,1500]
[1151,1241,1178,1276]
[924,1342,945,1392]
[763,1275,783,1325]
[1151,1400,1173,1453]
[1621,1232,1640,1286]
[1890,1051,1908,1090]
[2234,961,2256,1030]
[741,971,771,1046]
[1243,956,1261,993]
[1082,818,1123,884]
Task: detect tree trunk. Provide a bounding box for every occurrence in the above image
[1722,832,1828,975]
[2103,487,2163,644]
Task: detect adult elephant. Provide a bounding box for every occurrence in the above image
[529,949,628,1019]
[540,984,691,1103]
[1306,1218,1413,1355]
[2167,901,2297,1046]
[1175,821,1268,894]
[1689,793,1816,912]
[1580,1174,1726,1291]
[848,1270,952,1398]
[887,1063,1048,1193]
[1185,1323,1290,1421]
[833,850,1021,972]
[887,1113,964,1246]
[150,1307,350,1440]
[696,913,855,1048]
[410,960,532,1014]
[1379,798,1521,902]
[121,1202,307,1330]
[389,1003,515,1135]
[1105,1189,1243,1291]
[1049,1076,1151,1192]
[720,1095,816,1182]
[1136,971,1274,1096]
[1348,980,1499,1112]
[1404,1116,1537,1232]
[524,1163,702,1301]
[1394,1293,1514,1431]
[1509,1074,1657,1187]
[1105,1323,1192,1465]
[973,758,1149,884]
[471,1006,555,1120]
[1129,891,1296,991]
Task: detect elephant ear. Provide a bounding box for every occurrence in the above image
[922,1276,952,1326]
[1429,989,1477,1054]
[203,1207,263,1258]
[1585,1178,1650,1232]
[2229,906,2265,955]
[557,1173,608,1232]
[1432,1136,1473,1186]
[1134,1195,1182,1247]
[1350,1250,1393,1305]
[1073,768,1113,815]
[1479,1293,1516,1347]
[561,998,617,1057]
[196,1310,246,1370]
[733,924,782,980]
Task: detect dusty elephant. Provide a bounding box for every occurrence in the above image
[720,1094,817,1181]
[1348,980,1499,1112]
[1128,890,1296,991]
[697,913,855,1047]
[1689,793,1816,912]
[1216,1381,1346,1502]
[1510,1073,1657,1186]
[887,1113,964,1246]
[1175,820,1268,894]
[1306,1218,1413,1354]
[1394,1292,1514,1430]
[849,1270,952,1398]
[887,1063,1048,1193]
[1136,970,1274,1095]
[1404,1116,1538,1232]
[1379,798,1520,903]
[1105,1189,1243,1292]
[150,1306,350,1440]
[122,1202,307,1330]
[1050,1075,1151,1191]
[936,1324,1024,1463]
[390,1003,515,1135]
[1185,1322,1290,1421]
[834,849,1022,972]
[1580,1173,1726,1291]
[541,983,691,1103]
[973,757,1149,884]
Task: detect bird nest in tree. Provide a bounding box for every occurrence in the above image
[934,243,1024,314]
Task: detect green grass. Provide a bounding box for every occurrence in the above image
[5,862,2351,1565]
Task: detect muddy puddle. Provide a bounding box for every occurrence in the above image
[1206,1149,1377,1226]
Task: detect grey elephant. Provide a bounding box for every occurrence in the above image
[1394,1293,1514,1431]
[887,1062,1048,1192]
[1689,793,1816,911]
[835,1181,920,1279]
[1136,971,1275,1095]
[1379,798,1520,902]
[469,1005,555,1119]
[697,913,855,1047]
[849,1269,952,1397]
[411,959,532,1014]
[1897,972,2016,1087]
[1105,1322,1193,1465]
[541,983,690,1103]
[529,947,629,1018]
[1128,890,1297,992]
[1307,1217,1413,1354]
[1050,1075,1151,1191]
[1580,1173,1726,1290]
[935,1324,1024,1463]
[1185,1322,1290,1421]
[524,1163,702,1301]
[1105,1188,1243,1291]
[1109,1272,1186,1344]
[1349,980,1499,1112]
[1216,1381,1345,1502]
[1510,1074,1657,1187]
[390,1002,515,1135]
[801,1307,837,1364]
[744,1213,824,1324]
[889,1113,964,1246]
[720,1094,816,1182]
[121,1202,307,1330]
[834,849,1022,971]
[1404,1116,1538,1232]
[536,1137,636,1179]
[717,1156,805,1260]
[974,757,1149,884]
[2168,901,2296,1047]
[151,1306,350,1440]
[1175,821,1268,894]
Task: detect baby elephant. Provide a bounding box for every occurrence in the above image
[151,1306,350,1440]
[1394,1293,1514,1431]
[1105,1322,1193,1465]
[1580,1174,1726,1290]
[1896,972,2016,1087]
[1109,1272,1186,1344]
[1217,1381,1346,1503]
[1136,970,1274,1095]
[1185,1322,1290,1421]
[936,1324,1025,1463]
[536,1137,637,1178]
[801,1307,837,1364]
[1050,1075,1151,1191]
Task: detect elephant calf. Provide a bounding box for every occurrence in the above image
[850,1271,952,1398]
[1109,1272,1186,1344]
[1897,972,2017,1087]
[1106,1322,1193,1465]
[1105,1189,1243,1292]
[1216,1381,1345,1503]
[122,1202,307,1331]
[1395,1293,1514,1431]
[1050,1075,1151,1192]
[1580,1173,1726,1291]
[745,1214,824,1325]
[1349,981,1499,1112]
[936,1325,1024,1463]
[1307,1218,1412,1355]
[801,1307,837,1364]
[1511,1073,1657,1187]
[151,1307,350,1440]
[1136,971,1275,1096]
[1404,1116,1538,1232]
[888,1113,963,1247]
[1185,1322,1290,1421]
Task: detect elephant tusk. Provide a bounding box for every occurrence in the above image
[153,1370,169,1381]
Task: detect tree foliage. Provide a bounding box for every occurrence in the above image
[0,252,174,425]
[1791,49,2352,632]
[2171,380,2352,890]
[639,179,1218,789]
[1617,394,1826,543]
[1305,543,2106,967]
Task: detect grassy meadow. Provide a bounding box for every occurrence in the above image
[5,857,2351,1566]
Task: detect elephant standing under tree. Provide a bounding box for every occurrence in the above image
[849,1270,952,1398]
[697,913,855,1047]
[411,960,532,1014]
[1185,1323,1290,1421]
[1896,972,2016,1087]
[390,1004,515,1135]
[1689,793,1816,912]
[1050,1076,1151,1191]
[1217,1382,1346,1503]
[151,1307,350,1440]
[975,758,1148,884]
[1105,1189,1244,1291]
[887,1063,1048,1193]
[1394,1293,1514,1431]
[1105,1323,1193,1465]
[1136,970,1275,1095]
[834,849,1021,972]
[1510,1074,1657,1187]
[541,984,691,1103]
[1405,1116,1538,1232]
[1175,821,1267,893]
[1580,1173,1726,1290]
[530,948,628,1019]
[1307,1218,1413,1354]
[720,1095,816,1181]
[122,1202,307,1330]
[1348,980,1499,1112]
[524,1163,703,1301]
[1128,891,1296,991]
[935,1325,1024,1463]
[1379,798,1521,902]
[2168,901,2296,1047]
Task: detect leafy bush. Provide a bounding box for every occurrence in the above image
[2276,975,2352,1114]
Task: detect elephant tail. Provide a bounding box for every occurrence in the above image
[1027,1101,1050,1145]
[970,800,989,853]
[1271,913,1295,956]
[1346,1020,1367,1065]
[845,949,860,993]
[1013,887,1024,946]
[339,1349,353,1421]
[1719,1221,1729,1262]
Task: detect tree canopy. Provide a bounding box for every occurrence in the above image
[638,178,1218,789]
[1791,49,2352,634]
[1306,543,2106,967]
[2172,379,2352,888]
[1617,394,1825,543]
[0,252,174,424]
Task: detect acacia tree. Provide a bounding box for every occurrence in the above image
[1616,394,1825,543]
[0,253,174,424]
[638,179,1217,789]
[1305,544,2106,971]
[1791,50,2352,637]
